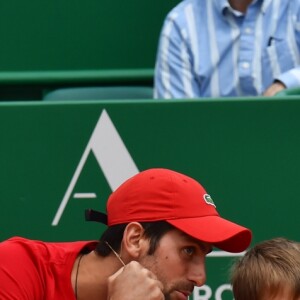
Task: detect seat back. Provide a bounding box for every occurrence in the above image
[275,87,300,97]
[43,86,154,101]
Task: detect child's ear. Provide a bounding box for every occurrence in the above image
[122,222,145,259]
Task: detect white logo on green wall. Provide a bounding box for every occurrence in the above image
[51,109,139,226]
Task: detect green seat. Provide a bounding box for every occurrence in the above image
[43,86,154,101]
[275,87,300,97]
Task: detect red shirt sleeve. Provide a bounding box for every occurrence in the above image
[0,238,44,299]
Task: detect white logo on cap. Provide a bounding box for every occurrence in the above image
[203,194,216,207]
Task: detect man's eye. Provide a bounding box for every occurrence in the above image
[183,247,195,256]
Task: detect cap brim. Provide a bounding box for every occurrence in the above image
[167,216,252,253]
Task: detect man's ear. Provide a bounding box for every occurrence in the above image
[122,222,146,259]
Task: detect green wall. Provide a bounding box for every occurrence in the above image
[0,0,179,71]
[0,97,299,298]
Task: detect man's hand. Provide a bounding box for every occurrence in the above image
[107,261,164,300]
[263,81,286,96]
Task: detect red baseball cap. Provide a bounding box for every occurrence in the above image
[86,168,252,253]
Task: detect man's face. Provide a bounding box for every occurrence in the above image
[138,229,211,300]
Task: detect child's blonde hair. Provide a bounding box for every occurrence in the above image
[231,237,300,300]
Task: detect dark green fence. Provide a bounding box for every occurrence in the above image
[0,97,299,299]
[0,0,179,71]
[0,0,181,100]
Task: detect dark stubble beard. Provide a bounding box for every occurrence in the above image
[139,255,194,300]
[163,283,194,300]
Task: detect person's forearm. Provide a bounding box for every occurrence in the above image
[263,80,286,96]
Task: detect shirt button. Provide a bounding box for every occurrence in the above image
[242,62,250,69]
[245,27,252,34]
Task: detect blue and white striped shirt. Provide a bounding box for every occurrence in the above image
[154,0,300,98]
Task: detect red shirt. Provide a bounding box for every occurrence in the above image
[0,237,97,299]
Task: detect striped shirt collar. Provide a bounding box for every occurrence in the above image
[214,0,270,16]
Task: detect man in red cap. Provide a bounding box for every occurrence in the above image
[0,168,251,300]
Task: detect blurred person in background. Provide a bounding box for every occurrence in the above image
[155,0,300,99]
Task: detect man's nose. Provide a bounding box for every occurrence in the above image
[187,263,206,287]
